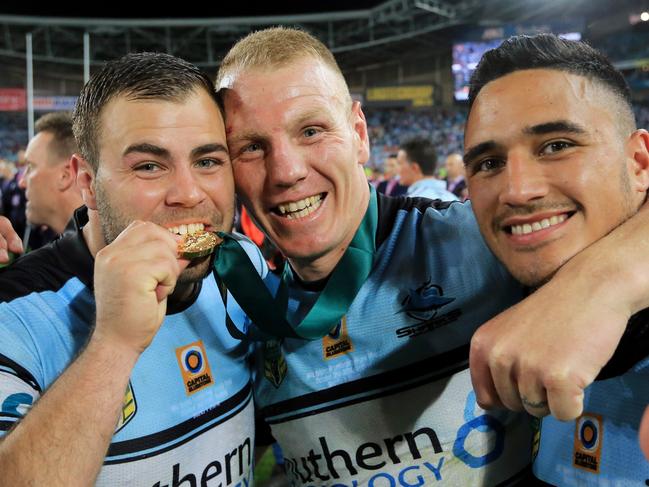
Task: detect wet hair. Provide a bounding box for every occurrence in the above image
[73,52,220,170]
[468,33,635,131]
[400,137,438,176]
[34,111,78,163]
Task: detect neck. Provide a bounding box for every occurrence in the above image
[289,182,371,283]
[52,195,83,234]
[82,210,106,258]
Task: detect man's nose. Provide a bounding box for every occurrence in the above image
[498,152,549,206]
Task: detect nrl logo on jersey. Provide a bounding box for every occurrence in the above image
[322,316,354,360]
[115,381,137,433]
[264,339,287,388]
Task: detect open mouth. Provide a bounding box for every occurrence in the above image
[167,223,207,236]
[272,193,325,220]
[504,212,575,236]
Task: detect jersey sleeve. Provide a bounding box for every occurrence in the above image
[0,303,44,436]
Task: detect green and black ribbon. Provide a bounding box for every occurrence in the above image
[213,186,378,340]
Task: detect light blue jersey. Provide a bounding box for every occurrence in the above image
[0,208,265,487]
[254,194,533,486]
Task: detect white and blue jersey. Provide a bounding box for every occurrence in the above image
[0,208,264,487]
[532,309,649,486]
[254,194,533,486]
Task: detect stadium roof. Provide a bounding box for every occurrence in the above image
[0,0,635,79]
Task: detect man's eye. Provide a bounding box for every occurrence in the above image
[195,158,219,169]
[476,158,504,173]
[135,162,160,172]
[540,140,573,155]
[304,128,318,137]
[243,143,262,153]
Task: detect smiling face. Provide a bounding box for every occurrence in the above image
[222,57,370,281]
[465,69,649,287]
[82,88,234,283]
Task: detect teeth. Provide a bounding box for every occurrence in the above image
[167,223,206,236]
[510,214,568,236]
[277,194,323,218]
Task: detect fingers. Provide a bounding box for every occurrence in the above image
[470,331,505,410]
[0,216,23,263]
[518,368,550,417]
[490,355,524,412]
[92,221,187,353]
[546,376,584,421]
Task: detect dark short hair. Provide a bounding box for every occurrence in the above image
[34,111,78,163]
[468,34,634,124]
[73,52,219,170]
[400,137,437,176]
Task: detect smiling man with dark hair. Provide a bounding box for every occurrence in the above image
[466,33,649,485]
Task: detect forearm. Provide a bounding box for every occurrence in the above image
[0,335,139,486]
[553,202,649,317]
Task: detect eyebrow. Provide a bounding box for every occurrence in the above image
[523,120,587,136]
[463,141,499,166]
[191,143,229,158]
[123,143,169,159]
[294,108,328,127]
[123,142,228,159]
[464,120,588,166]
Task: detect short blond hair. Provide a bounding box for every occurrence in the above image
[216,27,350,103]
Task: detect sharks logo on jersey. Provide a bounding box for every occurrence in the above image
[401,279,455,320]
[396,281,461,338]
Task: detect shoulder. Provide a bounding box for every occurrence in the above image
[0,230,93,303]
[376,192,473,247]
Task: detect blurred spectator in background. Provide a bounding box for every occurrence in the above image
[19,112,81,235]
[445,152,468,200]
[1,149,28,241]
[0,160,16,215]
[398,136,458,201]
[376,153,407,196]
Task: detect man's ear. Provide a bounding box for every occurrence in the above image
[626,129,649,194]
[351,101,370,166]
[57,157,76,191]
[71,154,98,210]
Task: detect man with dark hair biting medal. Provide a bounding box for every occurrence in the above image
[0,52,263,485]
[466,33,649,484]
